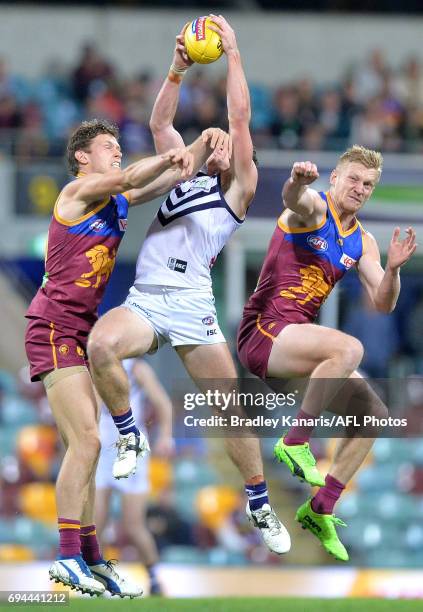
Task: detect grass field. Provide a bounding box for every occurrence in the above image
[2,597,422,612]
[375,185,423,203]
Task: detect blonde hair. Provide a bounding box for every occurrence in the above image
[337,145,383,180]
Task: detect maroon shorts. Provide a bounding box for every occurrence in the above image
[237,313,290,380]
[25,317,89,382]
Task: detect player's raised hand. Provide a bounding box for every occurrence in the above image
[207,14,238,54]
[387,226,417,270]
[202,128,232,158]
[174,23,193,69]
[165,147,194,179]
[291,161,319,186]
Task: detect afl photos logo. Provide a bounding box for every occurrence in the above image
[307,235,328,252]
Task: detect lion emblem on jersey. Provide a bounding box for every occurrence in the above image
[280,264,332,305]
[75,244,116,289]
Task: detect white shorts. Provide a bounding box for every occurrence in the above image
[95,440,149,495]
[123,284,226,350]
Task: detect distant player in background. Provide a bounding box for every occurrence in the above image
[24,118,220,596]
[238,146,417,560]
[88,15,291,555]
[95,359,173,596]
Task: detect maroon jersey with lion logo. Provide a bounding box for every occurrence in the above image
[26,191,130,331]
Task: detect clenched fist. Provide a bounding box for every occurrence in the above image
[291,161,319,186]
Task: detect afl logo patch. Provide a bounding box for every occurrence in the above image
[118,218,127,232]
[202,316,215,326]
[59,344,69,355]
[90,219,107,232]
[307,235,328,252]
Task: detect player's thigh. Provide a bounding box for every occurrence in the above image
[267,323,362,378]
[177,343,238,380]
[88,306,157,359]
[176,343,238,399]
[45,368,99,446]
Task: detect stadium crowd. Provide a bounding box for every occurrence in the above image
[1,46,423,157]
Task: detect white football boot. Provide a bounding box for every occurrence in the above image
[113,431,150,479]
[49,555,105,596]
[246,503,291,554]
[89,559,143,598]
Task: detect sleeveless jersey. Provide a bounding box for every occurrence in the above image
[243,191,365,324]
[99,359,146,447]
[26,189,130,332]
[134,172,243,289]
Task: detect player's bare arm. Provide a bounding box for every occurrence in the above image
[357,227,417,313]
[129,129,231,206]
[280,161,326,228]
[208,14,257,218]
[58,148,193,220]
[149,24,193,153]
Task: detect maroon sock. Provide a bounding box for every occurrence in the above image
[284,408,317,445]
[311,474,345,515]
[58,518,81,558]
[80,524,103,565]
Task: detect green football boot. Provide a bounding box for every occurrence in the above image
[295,499,349,561]
[274,436,325,487]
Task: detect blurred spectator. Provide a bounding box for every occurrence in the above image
[271,85,302,149]
[394,56,423,109]
[1,45,423,156]
[350,96,385,149]
[146,491,196,551]
[0,95,22,129]
[72,42,115,103]
[352,49,388,102]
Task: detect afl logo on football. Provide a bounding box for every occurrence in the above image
[194,17,206,41]
[202,315,215,326]
[307,235,328,252]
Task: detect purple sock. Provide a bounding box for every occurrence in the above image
[284,408,317,445]
[245,481,269,512]
[81,524,103,565]
[58,518,81,558]
[311,474,345,515]
[112,407,139,436]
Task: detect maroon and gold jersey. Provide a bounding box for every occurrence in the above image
[242,191,365,327]
[26,190,130,332]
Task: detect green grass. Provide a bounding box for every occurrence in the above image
[375,185,423,203]
[2,597,422,612]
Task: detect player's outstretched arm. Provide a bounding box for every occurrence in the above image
[282,161,323,219]
[129,129,229,206]
[357,227,417,313]
[149,24,193,154]
[208,14,257,217]
[63,148,192,210]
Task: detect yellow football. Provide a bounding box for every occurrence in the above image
[184,16,223,65]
